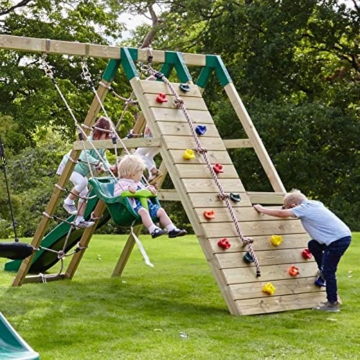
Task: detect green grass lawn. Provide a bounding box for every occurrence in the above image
[0,233,359,360]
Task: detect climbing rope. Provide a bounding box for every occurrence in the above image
[140,64,261,277]
[37,241,87,282]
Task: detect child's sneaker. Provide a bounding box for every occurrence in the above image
[63,202,78,215]
[313,301,340,312]
[314,276,326,287]
[151,228,166,239]
[168,228,187,238]
[74,220,95,229]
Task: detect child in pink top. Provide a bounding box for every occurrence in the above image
[114,154,187,239]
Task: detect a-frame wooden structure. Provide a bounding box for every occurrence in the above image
[0,35,326,316]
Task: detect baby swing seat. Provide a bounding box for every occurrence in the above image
[88,177,160,227]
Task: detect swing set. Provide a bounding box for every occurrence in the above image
[0,34,326,316]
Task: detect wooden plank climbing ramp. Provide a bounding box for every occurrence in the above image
[130,78,326,316]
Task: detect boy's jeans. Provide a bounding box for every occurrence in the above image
[308,236,351,303]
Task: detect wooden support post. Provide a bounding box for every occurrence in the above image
[65,200,107,279]
[224,82,286,193]
[112,225,143,277]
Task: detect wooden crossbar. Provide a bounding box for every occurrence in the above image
[0,35,206,65]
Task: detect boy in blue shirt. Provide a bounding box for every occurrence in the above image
[254,189,351,312]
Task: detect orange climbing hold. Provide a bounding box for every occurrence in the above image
[203,210,215,220]
[288,265,300,277]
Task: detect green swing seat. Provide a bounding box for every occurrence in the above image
[88,177,160,227]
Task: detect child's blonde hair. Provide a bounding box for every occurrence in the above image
[283,189,307,208]
[118,154,146,178]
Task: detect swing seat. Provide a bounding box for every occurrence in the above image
[88,177,160,227]
[0,242,34,260]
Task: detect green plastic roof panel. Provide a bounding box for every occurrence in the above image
[102,59,121,82]
[120,47,139,81]
[160,51,192,83]
[197,54,233,89]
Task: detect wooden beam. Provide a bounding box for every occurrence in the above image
[22,274,66,284]
[247,192,285,205]
[223,139,253,149]
[0,35,206,66]
[157,190,181,201]
[73,138,161,150]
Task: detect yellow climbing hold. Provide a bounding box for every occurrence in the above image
[270,235,283,246]
[183,149,195,160]
[262,282,276,295]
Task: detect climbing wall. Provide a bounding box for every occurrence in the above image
[131,78,327,316]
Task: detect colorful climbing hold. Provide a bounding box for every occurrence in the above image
[243,252,254,264]
[195,125,207,136]
[270,235,283,246]
[156,93,168,103]
[183,149,196,160]
[262,282,276,295]
[213,163,224,174]
[203,210,215,220]
[229,193,241,203]
[288,265,300,277]
[179,83,190,92]
[217,238,231,250]
[302,248,312,259]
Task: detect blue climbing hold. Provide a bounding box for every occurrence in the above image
[195,125,207,136]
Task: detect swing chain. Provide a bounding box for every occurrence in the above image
[139,47,154,75]
[81,62,93,85]
[40,54,55,80]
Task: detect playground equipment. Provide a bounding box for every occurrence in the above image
[0,312,39,360]
[0,34,326,315]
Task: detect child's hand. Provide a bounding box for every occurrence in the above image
[253,204,264,213]
[147,185,157,195]
[128,185,137,193]
[110,165,118,177]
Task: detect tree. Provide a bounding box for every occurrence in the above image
[0,0,128,152]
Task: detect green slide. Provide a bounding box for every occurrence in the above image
[0,312,39,360]
[4,190,111,274]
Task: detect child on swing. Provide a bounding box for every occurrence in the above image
[57,117,116,228]
[113,154,187,239]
